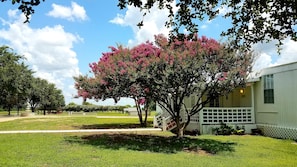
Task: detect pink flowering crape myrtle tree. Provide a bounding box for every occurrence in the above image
[74,75,103,103]
[74,34,253,136]
[146,35,253,137]
[75,43,161,127]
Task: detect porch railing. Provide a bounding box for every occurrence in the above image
[154,114,181,131]
[200,107,254,124]
[154,107,254,131]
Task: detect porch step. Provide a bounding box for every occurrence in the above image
[153,113,183,131]
[166,118,177,131]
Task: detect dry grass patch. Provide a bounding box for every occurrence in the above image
[21,118,59,123]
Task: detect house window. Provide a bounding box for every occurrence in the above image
[264,74,274,103]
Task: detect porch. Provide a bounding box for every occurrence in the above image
[154,107,256,134]
[154,86,257,134]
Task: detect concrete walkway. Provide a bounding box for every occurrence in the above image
[96,116,153,119]
[0,115,153,122]
[0,116,24,122]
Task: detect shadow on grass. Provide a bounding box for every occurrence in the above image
[65,134,236,154]
[74,121,153,129]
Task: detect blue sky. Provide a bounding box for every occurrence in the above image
[0,1,296,106]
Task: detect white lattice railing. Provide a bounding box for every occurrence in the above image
[200,107,254,124]
[154,114,163,128]
[154,107,254,131]
[154,112,182,131]
[154,110,172,128]
[164,116,177,131]
[154,114,178,131]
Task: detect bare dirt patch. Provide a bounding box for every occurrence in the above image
[0,117,23,122]
[183,147,213,156]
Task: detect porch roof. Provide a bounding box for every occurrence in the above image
[247,77,260,83]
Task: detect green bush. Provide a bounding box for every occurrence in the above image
[233,125,245,135]
[212,122,245,135]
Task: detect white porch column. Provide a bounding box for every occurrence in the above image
[199,109,203,134]
[251,83,255,123]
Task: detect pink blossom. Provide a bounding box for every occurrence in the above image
[120,69,126,75]
[137,98,146,105]
[144,88,150,93]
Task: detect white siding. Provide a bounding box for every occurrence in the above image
[255,62,297,128]
[274,69,297,127]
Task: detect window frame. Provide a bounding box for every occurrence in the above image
[263,74,274,104]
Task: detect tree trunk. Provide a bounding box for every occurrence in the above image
[43,108,46,115]
[144,107,148,127]
[175,116,184,138]
[137,106,144,126]
[8,108,11,116]
[31,106,35,113]
[139,106,149,128]
[134,98,145,127]
[138,113,144,127]
[177,126,184,137]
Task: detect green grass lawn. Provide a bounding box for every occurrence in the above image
[0,116,153,130]
[0,116,296,166]
[96,111,129,116]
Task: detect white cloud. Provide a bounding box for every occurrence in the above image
[252,53,272,71]
[47,2,87,22]
[272,40,297,65]
[110,1,177,46]
[7,9,18,19]
[201,24,208,29]
[110,14,125,25]
[252,39,297,71]
[218,5,232,16]
[0,11,81,104]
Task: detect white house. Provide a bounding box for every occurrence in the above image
[154,62,297,140]
[254,62,297,140]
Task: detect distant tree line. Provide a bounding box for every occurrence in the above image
[63,102,158,113]
[0,46,65,115]
[63,103,131,113]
